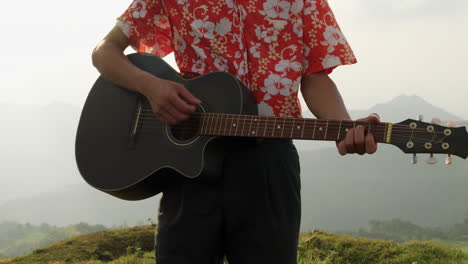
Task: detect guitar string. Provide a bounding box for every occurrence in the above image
[136,112,452,133]
[138,109,456,131]
[136,119,448,135]
[137,127,445,145]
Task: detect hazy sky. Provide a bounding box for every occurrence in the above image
[1,0,468,119]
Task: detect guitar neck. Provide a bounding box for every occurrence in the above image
[198,113,392,143]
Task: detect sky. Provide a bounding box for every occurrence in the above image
[1,0,468,119]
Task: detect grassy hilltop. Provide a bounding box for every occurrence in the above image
[0,225,466,264]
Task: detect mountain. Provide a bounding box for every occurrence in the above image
[350,94,462,123]
[299,94,466,150]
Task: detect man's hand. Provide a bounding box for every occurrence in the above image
[336,114,380,155]
[141,76,201,125]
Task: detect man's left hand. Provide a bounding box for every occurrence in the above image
[336,113,380,155]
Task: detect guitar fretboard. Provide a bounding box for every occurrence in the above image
[198,113,390,143]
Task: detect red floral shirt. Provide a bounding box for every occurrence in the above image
[117,0,356,117]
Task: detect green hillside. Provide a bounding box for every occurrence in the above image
[0,226,466,264]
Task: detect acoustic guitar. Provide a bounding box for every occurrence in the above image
[75,53,468,201]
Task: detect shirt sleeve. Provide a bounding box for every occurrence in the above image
[302,0,357,74]
[116,0,174,57]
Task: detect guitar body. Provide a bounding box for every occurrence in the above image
[75,53,257,200]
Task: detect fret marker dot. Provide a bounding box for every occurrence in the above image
[345,128,349,132]
[254,119,258,122]
[252,131,255,134]
[278,125,281,129]
[297,126,301,129]
[319,127,323,131]
[233,124,237,127]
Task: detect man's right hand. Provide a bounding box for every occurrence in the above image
[140,77,201,125]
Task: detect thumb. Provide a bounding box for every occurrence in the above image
[358,113,380,123]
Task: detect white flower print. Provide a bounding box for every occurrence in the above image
[255,26,279,43]
[249,41,261,58]
[212,54,229,71]
[322,54,341,69]
[191,44,207,59]
[177,0,188,4]
[323,26,346,47]
[131,0,147,19]
[191,20,216,39]
[293,18,303,38]
[192,59,206,73]
[304,0,317,15]
[275,60,302,73]
[116,20,131,37]
[173,29,186,53]
[264,74,293,96]
[263,0,292,19]
[258,101,275,116]
[235,58,249,76]
[154,15,170,30]
[290,0,304,14]
[226,0,235,9]
[215,18,232,36]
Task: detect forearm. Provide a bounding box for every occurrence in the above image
[301,72,351,121]
[92,39,157,95]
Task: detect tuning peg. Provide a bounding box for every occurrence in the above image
[418,115,424,121]
[447,121,459,128]
[431,118,441,125]
[426,154,438,165]
[411,154,418,165]
[446,154,453,165]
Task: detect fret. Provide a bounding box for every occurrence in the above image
[324,120,329,140]
[271,117,276,137]
[223,113,229,136]
[280,118,286,138]
[212,113,218,135]
[200,114,206,135]
[206,114,212,135]
[301,118,306,139]
[241,115,246,136]
[384,122,388,143]
[312,119,317,139]
[248,116,254,137]
[337,120,342,140]
[234,114,241,136]
[256,116,261,137]
[290,118,295,138]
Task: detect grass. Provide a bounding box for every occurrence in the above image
[1,226,467,264]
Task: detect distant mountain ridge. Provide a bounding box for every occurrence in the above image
[1,95,468,231]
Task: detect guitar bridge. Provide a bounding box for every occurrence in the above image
[128,97,143,149]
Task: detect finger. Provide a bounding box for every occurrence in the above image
[354,125,366,155]
[171,94,197,114]
[344,129,356,154]
[357,113,380,123]
[177,85,202,105]
[365,133,377,154]
[337,141,347,156]
[158,111,177,125]
[161,103,190,123]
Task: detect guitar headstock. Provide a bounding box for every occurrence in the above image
[390,117,468,164]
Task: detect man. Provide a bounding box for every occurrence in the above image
[92,0,379,263]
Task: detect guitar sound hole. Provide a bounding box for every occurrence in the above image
[167,106,205,146]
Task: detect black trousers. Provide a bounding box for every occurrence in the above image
[155,138,301,264]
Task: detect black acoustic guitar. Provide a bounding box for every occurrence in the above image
[75,53,468,201]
